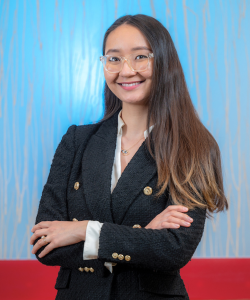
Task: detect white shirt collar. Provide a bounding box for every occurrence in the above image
[117,110,154,139]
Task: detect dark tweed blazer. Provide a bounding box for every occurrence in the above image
[34,110,206,300]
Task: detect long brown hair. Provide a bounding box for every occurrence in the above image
[101,14,228,213]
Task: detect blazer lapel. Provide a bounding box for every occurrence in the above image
[82,112,119,223]
[111,142,157,224]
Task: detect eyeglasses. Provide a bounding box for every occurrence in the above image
[99,52,154,73]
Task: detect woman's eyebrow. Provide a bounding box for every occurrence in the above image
[105,46,151,55]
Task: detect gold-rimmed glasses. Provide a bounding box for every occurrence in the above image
[99,52,154,73]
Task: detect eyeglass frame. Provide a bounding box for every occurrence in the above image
[99,52,154,74]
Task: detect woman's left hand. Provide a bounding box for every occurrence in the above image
[30,220,89,258]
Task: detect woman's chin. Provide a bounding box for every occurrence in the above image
[120,96,148,106]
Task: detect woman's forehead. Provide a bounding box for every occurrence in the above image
[105,24,151,54]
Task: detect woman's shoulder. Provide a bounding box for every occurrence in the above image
[63,112,118,149]
[75,122,102,136]
[75,112,119,139]
[74,121,104,148]
[58,122,102,152]
[62,123,100,138]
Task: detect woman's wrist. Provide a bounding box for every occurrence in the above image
[78,220,89,241]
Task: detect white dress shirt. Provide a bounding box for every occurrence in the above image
[83,111,154,273]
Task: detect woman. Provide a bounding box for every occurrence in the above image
[30,14,228,300]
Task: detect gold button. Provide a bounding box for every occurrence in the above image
[84,267,89,272]
[78,267,84,272]
[112,252,118,259]
[74,182,80,190]
[125,255,131,261]
[72,218,78,222]
[89,267,94,273]
[133,224,141,228]
[143,186,152,195]
[118,254,124,260]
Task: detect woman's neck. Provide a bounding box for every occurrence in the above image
[120,103,149,138]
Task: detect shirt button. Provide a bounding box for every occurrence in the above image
[125,255,131,261]
[118,254,124,260]
[143,186,152,195]
[132,224,141,228]
[112,253,118,259]
[74,182,80,190]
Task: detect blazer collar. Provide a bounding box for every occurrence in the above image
[82,110,157,224]
[82,111,119,223]
[111,141,156,224]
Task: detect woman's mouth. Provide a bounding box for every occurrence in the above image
[117,80,145,91]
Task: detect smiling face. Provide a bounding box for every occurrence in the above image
[103,24,154,106]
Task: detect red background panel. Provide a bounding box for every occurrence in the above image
[181,258,250,299]
[0,259,249,300]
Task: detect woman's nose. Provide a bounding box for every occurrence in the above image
[119,59,137,76]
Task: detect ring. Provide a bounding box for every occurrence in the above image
[41,235,47,242]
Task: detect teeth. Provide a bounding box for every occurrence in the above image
[121,82,141,86]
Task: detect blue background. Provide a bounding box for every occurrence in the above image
[0,0,249,259]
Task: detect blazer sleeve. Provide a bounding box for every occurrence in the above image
[33,125,86,269]
[98,205,206,273]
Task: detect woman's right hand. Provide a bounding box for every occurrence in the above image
[145,205,193,229]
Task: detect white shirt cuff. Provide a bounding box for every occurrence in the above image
[83,220,103,260]
[83,220,113,273]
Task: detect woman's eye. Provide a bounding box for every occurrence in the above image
[135,55,147,60]
[108,56,120,62]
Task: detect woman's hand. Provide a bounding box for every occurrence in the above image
[30,220,89,258]
[145,205,193,229]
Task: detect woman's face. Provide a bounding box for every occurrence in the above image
[103,24,153,105]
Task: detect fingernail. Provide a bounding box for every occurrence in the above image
[174,224,180,228]
[188,218,193,222]
[185,222,191,226]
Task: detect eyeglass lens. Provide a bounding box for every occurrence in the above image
[104,52,149,73]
